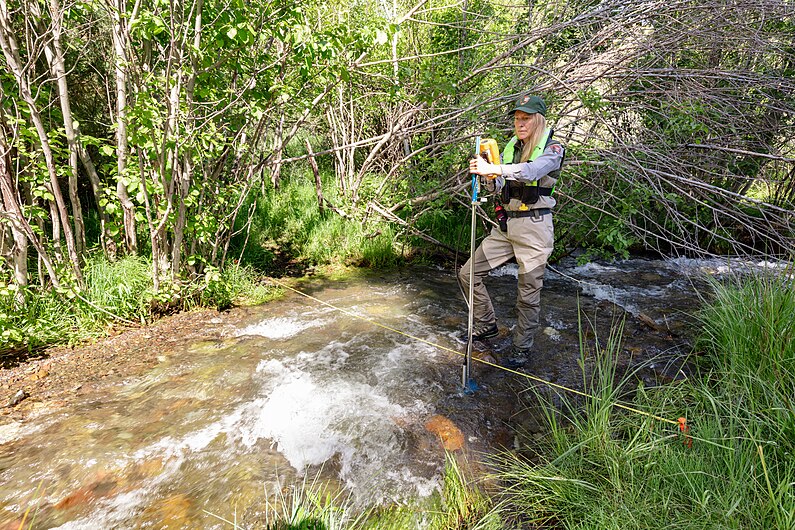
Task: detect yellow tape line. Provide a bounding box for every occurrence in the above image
[268,277,680,426]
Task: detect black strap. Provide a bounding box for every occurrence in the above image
[506,185,553,200]
[505,208,551,218]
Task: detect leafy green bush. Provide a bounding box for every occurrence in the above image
[1,282,75,355]
[199,263,277,310]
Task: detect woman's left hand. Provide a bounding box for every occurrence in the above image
[469,156,501,177]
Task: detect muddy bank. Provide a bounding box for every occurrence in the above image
[0,309,232,426]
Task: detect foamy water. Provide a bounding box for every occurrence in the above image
[235,315,327,339]
[6,258,779,528]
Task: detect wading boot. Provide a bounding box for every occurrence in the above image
[458,322,499,343]
[502,346,532,369]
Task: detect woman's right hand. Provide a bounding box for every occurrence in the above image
[469,156,501,177]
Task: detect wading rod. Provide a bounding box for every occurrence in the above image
[463,136,481,392]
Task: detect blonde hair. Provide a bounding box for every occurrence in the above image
[519,113,547,162]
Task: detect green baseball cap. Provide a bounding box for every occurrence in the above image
[511,94,546,116]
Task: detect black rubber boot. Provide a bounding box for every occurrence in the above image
[458,322,498,342]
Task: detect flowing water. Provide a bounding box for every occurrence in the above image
[0,256,785,528]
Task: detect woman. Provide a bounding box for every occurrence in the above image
[459,94,564,367]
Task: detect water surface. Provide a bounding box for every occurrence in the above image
[0,257,778,528]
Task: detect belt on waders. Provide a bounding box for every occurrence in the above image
[505,208,551,218]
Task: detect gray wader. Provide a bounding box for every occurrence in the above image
[458,212,554,350]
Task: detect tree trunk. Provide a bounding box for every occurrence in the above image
[0,134,28,305]
[271,111,285,190]
[169,0,202,279]
[305,139,324,214]
[0,7,82,284]
[110,0,137,254]
[171,164,188,280]
[35,0,87,256]
[0,124,60,291]
[36,0,110,256]
[138,151,165,293]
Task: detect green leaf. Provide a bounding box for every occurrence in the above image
[375,30,388,45]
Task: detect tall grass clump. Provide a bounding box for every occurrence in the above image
[423,453,501,530]
[1,282,77,356]
[211,454,502,529]
[696,272,795,454]
[493,275,795,529]
[236,172,407,270]
[1,255,153,356]
[198,262,280,310]
[78,254,153,325]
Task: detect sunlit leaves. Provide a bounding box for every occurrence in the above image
[374,29,388,45]
[32,186,55,203]
[130,9,167,39]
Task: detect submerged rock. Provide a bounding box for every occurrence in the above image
[424,415,465,451]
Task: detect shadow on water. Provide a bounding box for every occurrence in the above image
[0,256,772,528]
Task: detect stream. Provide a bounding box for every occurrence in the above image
[0,256,784,528]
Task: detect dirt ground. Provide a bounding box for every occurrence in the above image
[0,309,229,425]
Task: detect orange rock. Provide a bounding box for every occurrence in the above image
[143,494,193,529]
[55,485,96,510]
[134,458,165,478]
[55,472,119,510]
[424,415,465,451]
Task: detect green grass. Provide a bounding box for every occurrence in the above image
[696,272,794,414]
[235,170,454,271]
[0,255,278,357]
[208,453,502,529]
[0,256,154,354]
[492,270,795,529]
[79,254,153,324]
[2,173,418,357]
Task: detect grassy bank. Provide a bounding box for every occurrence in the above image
[236,172,405,271]
[1,174,412,358]
[494,271,795,529]
[0,255,275,359]
[2,171,484,357]
[235,169,473,271]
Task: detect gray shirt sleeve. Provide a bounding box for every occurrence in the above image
[499,145,564,183]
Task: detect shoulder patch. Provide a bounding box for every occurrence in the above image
[549,144,562,155]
